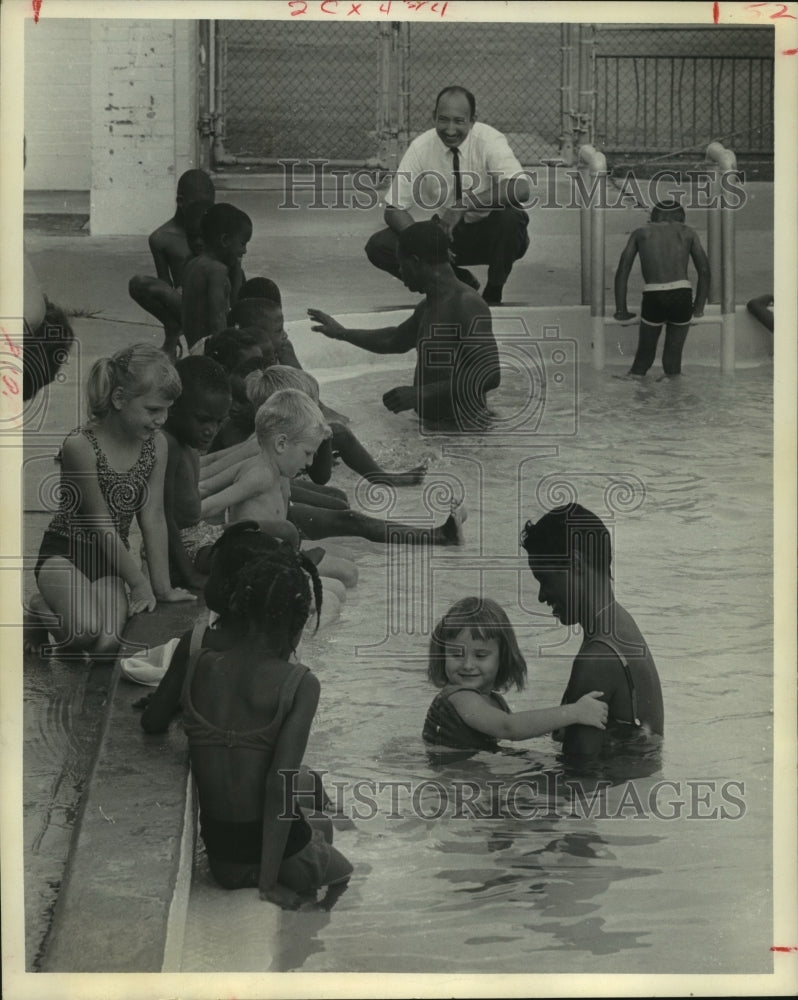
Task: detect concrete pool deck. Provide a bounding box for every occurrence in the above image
[22,179,774,971]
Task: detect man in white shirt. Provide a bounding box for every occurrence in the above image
[365,86,531,305]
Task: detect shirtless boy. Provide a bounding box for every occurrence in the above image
[129,169,215,357]
[201,389,466,548]
[522,504,664,760]
[181,203,252,349]
[163,356,235,589]
[310,220,500,431]
[613,199,710,377]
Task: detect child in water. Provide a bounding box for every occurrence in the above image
[521,503,664,758]
[144,529,352,907]
[423,597,608,752]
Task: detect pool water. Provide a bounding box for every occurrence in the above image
[179,361,773,974]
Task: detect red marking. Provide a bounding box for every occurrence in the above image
[321,0,338,11]
[1,374,19,397]
[32,0,42,23]
[745,1,797,17]
[379,0,392,11]
[771,946,798,952]
[347,1,362,12]
[784,47,798,53]
[2,330,21,358]
[713,1,719,21]
[288,0,307,14]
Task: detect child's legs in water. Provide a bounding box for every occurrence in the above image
[36,557,128,659]
[629,321,662,375]
[316,551,358,588]
[661,323,690,375]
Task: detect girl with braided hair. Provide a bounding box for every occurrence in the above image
[25,342,195,660]
[143,522,352,908]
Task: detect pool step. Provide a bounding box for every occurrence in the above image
[38,600,201,973]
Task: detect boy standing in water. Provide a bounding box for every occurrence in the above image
[522,504,664,759]
[613,199,710,377]
[129,169,215,357]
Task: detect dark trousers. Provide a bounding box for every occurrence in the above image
[630,324,690,376]
[365,206,530,287]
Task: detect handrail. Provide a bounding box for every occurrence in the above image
[578,145,608,370]
[705,142,738,373]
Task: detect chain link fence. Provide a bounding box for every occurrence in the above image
[217,20,382,162]
[404,22,563,164]
[212,21,774,169]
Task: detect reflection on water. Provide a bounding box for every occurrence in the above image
[182,365,774,974]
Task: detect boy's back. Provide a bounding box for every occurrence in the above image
[149,217,193,288]
[181,255,233,348]
[632,220,701,285]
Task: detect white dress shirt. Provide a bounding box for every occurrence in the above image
[386,122,524,224]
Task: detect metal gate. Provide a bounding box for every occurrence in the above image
[593,25,774,159]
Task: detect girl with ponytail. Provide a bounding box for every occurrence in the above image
[26,342,195,660]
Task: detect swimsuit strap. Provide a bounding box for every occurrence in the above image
[586,637,641,727]
[444,686,510,712]
[188,619,207,658]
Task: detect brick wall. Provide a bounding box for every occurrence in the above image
[90,20,198,235]
[24,18,91,190]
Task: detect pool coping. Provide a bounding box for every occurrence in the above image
[38,601,201,973]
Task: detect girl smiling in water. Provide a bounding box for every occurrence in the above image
[422,597,607,753]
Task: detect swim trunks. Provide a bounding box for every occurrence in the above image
[35,529,116,582]
[180,521,226,561]
[640,287,693,327]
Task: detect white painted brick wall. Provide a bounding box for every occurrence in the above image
[90,20,198,235]
[24,18,91,190]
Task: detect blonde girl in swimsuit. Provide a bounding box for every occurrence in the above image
[26,343,195,660]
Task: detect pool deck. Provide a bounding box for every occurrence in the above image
[21,179,774,971]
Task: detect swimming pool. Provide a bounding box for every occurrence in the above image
[179,359,773,974]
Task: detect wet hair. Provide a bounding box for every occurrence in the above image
[86,342,181,421]
[23,298,75,402]
[245,364,320,409]
[434,85,476,119]
[204,521,322,634]
[176,169,215,205]
[520,503,613,579]
[254,388,330,448]
[427,597,527,692]
[204,328,262,372]
[174,354,230,402]
[228,297,282,330]
[228,540,323,654]
[200,203,252,247]
[398,221,452,266]
[651,199,685,223]
[239,277,282,306]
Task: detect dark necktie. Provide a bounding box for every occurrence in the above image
[451,147,462,203]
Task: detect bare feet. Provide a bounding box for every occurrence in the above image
[364,462,429,488]
[434,501,467,546]
[23,593,57,655]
